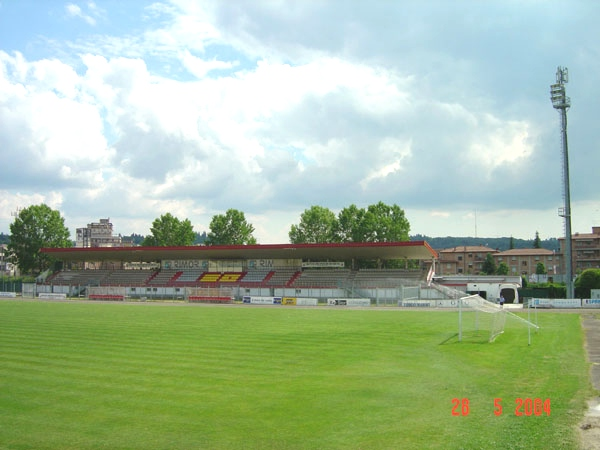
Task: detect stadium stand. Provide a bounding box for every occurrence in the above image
[46,269,111,286]
[292,269,352,288]
[104,269,155,286]
[239,270,270,284]
[42,267,425,289]
[147,269,180,285]
[353,268,423,287]
[265,268,298,286]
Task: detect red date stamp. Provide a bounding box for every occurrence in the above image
[451,398,551,416]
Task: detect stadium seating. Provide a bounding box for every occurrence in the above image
[42,267,424,290]
[291,269,352,288]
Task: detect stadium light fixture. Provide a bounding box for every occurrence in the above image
[550,66,574,299]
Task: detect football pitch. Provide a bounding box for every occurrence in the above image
[0,300,593,449]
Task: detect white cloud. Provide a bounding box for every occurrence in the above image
[0,0,598,243]
[180,50,237,78]
[65,3,97,26]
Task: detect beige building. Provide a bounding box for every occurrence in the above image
[76,218,122,248]
[494,248,560,278]
[437,246,498,275]
[559,226,600,273]
[0,244,15,275]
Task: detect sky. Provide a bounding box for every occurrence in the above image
[0,0,599,244]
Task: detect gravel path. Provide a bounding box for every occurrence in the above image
[579,312,600,449]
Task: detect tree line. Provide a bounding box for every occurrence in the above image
[5,202,410,274]
[5,202,599,298]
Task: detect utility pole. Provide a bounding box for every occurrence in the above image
[550,67,574,298]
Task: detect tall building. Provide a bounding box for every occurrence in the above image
[0,244,15,275]
[76,219,122,248]
[559,226,600,273]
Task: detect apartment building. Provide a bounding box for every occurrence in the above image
[559,226,600,273]
[494,248,560,278]
[436,246,498,275]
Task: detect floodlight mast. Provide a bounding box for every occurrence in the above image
[550,66,574,299]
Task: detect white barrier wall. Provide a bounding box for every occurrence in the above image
[38,293,67,299]
[399,299,459,308]
[89,286,127,297]
[0,292,17,298]
[582,299,600,308]
[530,298,582,308]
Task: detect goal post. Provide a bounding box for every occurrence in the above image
[459,294,507,343]
[429,282,540,344]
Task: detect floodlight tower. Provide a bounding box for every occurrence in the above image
[550,66,574,299]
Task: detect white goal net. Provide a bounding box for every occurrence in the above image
[459,294,507,343]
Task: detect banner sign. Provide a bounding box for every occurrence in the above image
[327,298,371,307]
[248,259,274,269]
[301,262,345,268]
[162,260,206,270]
[531,298,581,308]
[282,297,318,306]
[242,296,282,305]
[400,300,432,307]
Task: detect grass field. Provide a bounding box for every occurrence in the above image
[0,300,593,449]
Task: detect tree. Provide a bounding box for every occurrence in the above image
[7,204,71,274]
[535,262,547,275]
[575,269,600,299]
[334,204,366,243]
[509,236,515,250]
[496,261,509,275]
[361,202,410,243]
[533,231,542,249]
[142,213,195,246]
[481,253,497,275]
[206,209,257,245]
[289,206,337,244]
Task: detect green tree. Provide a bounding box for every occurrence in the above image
[142,213,195,246]
[575,269,600,299]
[206,209,257,245]
[289,206,337,244]
[334,204,366,243]
[7,204,71,274]
[496,261,509,275]
[535,262,547,275]
[533,231,542,249]
[509,236,515,250]
[481,253,497,275]
[361,202,410,243]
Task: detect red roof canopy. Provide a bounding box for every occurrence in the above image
[41,241,437,262]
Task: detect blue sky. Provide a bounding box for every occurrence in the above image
[0,0,599,243]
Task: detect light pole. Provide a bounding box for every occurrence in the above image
[550,66,574,298]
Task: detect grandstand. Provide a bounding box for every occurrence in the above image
[37,241,441,303]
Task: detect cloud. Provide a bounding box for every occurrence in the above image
[180,50,238,78]
[0,0,598,243]
[65,2,102,26]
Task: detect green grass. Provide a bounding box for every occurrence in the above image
[0,301,593,449]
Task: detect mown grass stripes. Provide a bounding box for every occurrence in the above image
[0,301,593,449]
